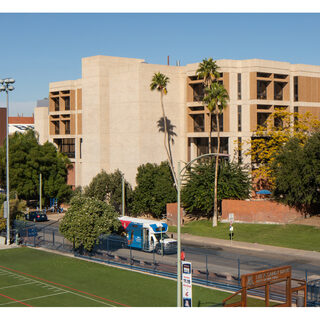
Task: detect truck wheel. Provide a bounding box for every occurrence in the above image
[156,247,162,255]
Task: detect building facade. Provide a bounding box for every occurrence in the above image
[34,55,320,188]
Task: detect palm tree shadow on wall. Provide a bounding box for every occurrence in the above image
[157,117,177,168]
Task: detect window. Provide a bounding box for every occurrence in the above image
[80,138,83,159]
[294,76,299,101]
[195,138,209,157]
[211,137,229,154]
[257,113,270,128]
[64,97,70,111]
[54,138,75,159]
[238,137,242,163]
[54,98,59,111]
[257,80,268,99]
[192,83,205,102]
[257,72,271,78]
[211,113,223,132]
[54,121,60,135]
[237,73,242,100]
[294,106,299,128]
[238,105,242,131]
[192,114,205,132]
[274,82,284,100]
[65,120,70,134]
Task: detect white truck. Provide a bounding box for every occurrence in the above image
[119,216,177,254]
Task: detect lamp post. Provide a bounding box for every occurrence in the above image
[176,152,229,307]
[0,78,15,246]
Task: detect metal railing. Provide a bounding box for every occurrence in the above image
[10,220,319,306]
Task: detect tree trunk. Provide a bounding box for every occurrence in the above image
[160,91,178,187]
[213,112,220,227]
[209,112,212,153]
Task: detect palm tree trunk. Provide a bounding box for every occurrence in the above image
[209,112,212,153]
[213,112,220,227]
[160,91,178,187]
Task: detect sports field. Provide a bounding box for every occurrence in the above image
[0,247,234,307]
[0,247,269,307]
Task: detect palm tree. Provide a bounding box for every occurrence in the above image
[150,72,177,186]
[196,58,220,152]
[196,58,220,88]
[203,82,229,227]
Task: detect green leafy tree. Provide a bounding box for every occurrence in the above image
[181,160,251,217]
[150,72,177,186]
[0,130,72,204]
[84,169,132,212]
[271,132,320,214]
[59,195,121,251]
[0,198,26,231]
[131,162,177,218]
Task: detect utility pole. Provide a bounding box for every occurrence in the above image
[39,173,42,211]
[122,174,125,216]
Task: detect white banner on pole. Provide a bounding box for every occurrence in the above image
[3,201,8,218]
[182,261,192,307]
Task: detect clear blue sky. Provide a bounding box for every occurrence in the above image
[1,12,320,116]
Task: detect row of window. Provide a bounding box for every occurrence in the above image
[52,96,71,111]
[191,72,293,103]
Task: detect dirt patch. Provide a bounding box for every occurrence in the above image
[289,215,320,227]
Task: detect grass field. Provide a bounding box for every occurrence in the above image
[168,220,320,252]
[0,247,269,307]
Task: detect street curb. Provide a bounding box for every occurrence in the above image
[170,232,320,261]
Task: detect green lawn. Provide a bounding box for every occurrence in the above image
[169,220,320,252]
[0,247,270,307]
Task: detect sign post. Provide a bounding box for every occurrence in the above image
[182,261,192,307]
[228,213,234,245]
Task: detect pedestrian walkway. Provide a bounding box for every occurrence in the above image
[171,232,320,262]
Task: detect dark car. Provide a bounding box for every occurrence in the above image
[25,211,48,222]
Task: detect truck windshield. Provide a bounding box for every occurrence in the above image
[154,233,169,241]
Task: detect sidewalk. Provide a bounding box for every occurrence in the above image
[171,232,320,262]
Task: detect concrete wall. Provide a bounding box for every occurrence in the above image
[221,199,303,224]
[81,55,187,187]
[34,107,49,144]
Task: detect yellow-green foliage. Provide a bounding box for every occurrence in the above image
[245,110,320,189]
[0,199,27,231]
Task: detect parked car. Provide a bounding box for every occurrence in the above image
[25,211,48,222]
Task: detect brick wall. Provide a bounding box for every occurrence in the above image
[166,203,184,226]
[221,199,303,224]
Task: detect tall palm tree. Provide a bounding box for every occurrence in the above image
[196,58,220,88]
[150,72,178,186]
[203,82,229,227]
[196,58,220,152]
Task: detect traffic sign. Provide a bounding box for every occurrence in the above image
[228,213,234,223]
[182,261,192,307]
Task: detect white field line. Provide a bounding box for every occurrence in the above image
[0,291,67,306]
[0,267,116,307]
[0,281,36,290]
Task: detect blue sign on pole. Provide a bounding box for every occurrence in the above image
[28,228,37,237]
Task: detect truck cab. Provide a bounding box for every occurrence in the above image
[119,216,177,254]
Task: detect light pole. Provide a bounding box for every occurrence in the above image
[176,152,229,307]
[0,78,15,246]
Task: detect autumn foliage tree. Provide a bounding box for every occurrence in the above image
[246,110,320,190]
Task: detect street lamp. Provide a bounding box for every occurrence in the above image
[176,152,229,307]
[0,78,15,246]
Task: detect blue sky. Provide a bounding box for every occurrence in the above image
[1,11,320,116]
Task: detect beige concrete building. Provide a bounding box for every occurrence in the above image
[34,55,320,188]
